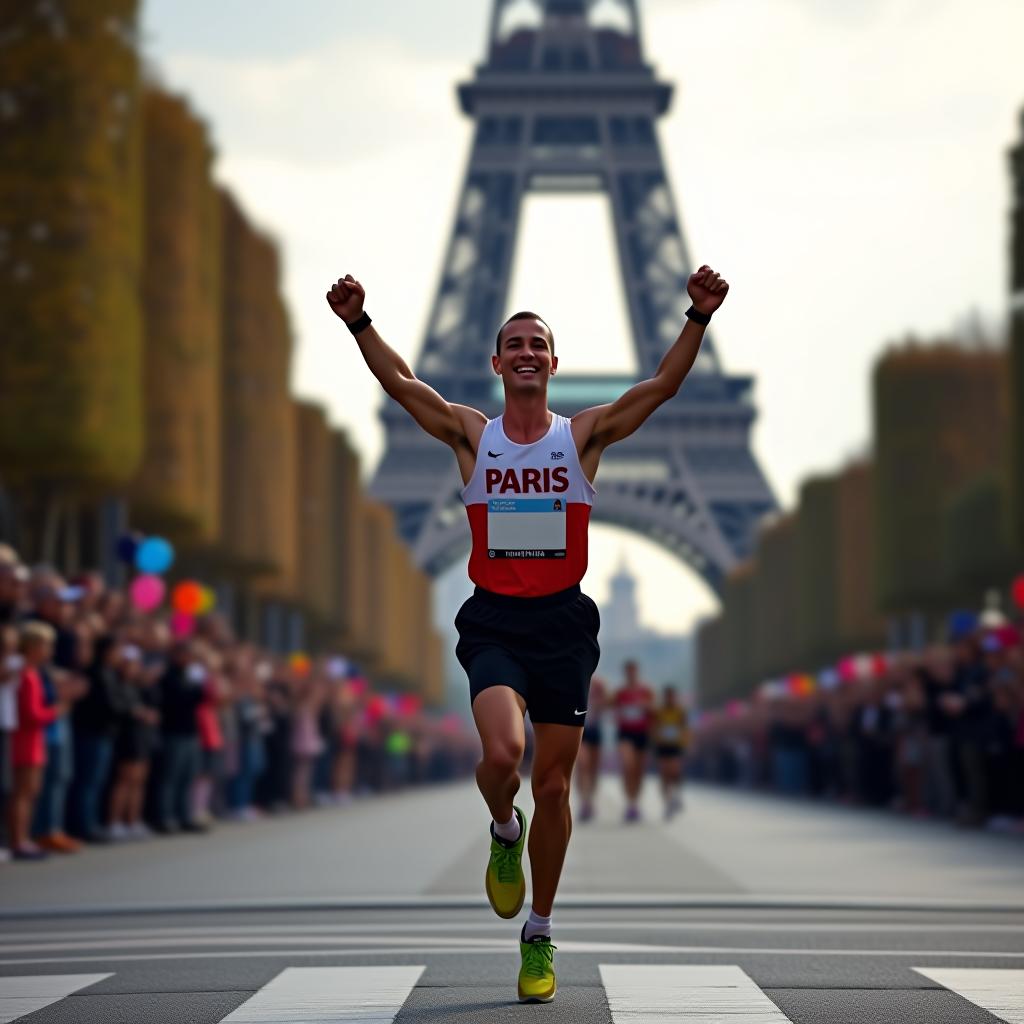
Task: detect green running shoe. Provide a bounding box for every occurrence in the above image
[518,934,557,1003]
[485,805,527,919]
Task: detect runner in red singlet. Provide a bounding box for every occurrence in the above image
[327,265,729,1003]
[613,660,655,822]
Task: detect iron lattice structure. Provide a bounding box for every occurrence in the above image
[371,0,776,592]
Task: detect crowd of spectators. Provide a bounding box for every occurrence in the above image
[690,627,1024,832]
[0,543,477,863]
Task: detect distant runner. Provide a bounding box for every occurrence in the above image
[614,659,655,822]
[652,685,689,818]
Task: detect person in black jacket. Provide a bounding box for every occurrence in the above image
[67,634,130,840]
[108,644,159,840]
[155,643,207,833]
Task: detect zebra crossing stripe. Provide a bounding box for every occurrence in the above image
[218,966,425,1023]
[0,974,111,1023]
[600,964,792,1021]
[914,968,1024,1024]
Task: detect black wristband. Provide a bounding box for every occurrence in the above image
[685,305,712,326]
[345,311,372,335]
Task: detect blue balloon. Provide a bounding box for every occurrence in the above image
[115,532,140,564]
[135,537,175,575]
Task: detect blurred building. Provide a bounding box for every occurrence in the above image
[873,342,1010,623]
[131,89,222,546]
[0,0,145,561]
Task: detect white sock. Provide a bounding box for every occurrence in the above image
[492,810,521,844]
[523,909,552,942]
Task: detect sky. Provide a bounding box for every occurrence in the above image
[141,0,1024,634]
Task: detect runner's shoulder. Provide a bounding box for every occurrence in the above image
[450,404,487,451]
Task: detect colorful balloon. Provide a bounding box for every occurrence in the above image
[171,581,203,615]
[197,585,216,615]
[288,652,312,677]
[129,574,165,613]
[135,536,175,575]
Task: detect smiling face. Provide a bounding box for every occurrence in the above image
[492,316,557,393]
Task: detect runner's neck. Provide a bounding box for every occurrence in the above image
[500,398,553,445]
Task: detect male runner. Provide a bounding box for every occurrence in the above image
[614,659,655,822]
[652,685,689,818]
[326,265,729,1002]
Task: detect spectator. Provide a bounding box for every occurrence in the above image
[67,633,130,841]
[155,643,207,834]
[291,674,325,809]
[108,642,158,840]
[8,622,65,859]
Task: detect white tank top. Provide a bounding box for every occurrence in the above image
[460,414,595,597]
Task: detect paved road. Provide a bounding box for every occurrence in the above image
[2,781,1023,1022]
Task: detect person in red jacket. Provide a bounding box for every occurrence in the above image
[8,622,65,860]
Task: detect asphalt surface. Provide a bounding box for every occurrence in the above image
[2,780,1023,1022]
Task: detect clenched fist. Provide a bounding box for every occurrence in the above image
[688,265,729,315]
[326,274,365,323]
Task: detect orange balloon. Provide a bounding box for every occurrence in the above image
[289,652,312,677]
[171,580,204,615]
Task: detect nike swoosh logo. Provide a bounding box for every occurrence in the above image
[487,451,503,458]
[574,709,587,716]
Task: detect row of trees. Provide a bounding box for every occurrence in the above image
[697,108,1024,706]
[0,2,444,701]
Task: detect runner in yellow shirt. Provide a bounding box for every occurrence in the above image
[651,686,689,819]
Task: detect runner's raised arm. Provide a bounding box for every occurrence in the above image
[571,265,729,456]
[326,274,485,463]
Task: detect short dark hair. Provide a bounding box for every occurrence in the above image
[495,311,554,357]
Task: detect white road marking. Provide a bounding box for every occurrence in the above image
[6,919,1024,947]
[601,964,793,1022]
[0,974,110,1023]
[219,966,423,1023]
[914,967,1024,1024]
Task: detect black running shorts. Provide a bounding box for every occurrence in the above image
[617,729,649,751]
[455,583,601,727]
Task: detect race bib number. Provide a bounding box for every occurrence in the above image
[487,499,566,559]
[658,725,680,741]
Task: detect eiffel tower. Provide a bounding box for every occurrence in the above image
[371,0,776,592]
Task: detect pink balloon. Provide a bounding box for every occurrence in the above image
[130,574,165,613]
[170,611,196,639]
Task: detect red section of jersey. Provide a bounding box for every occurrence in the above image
[614,685,654,733]
[465,501,590,597]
